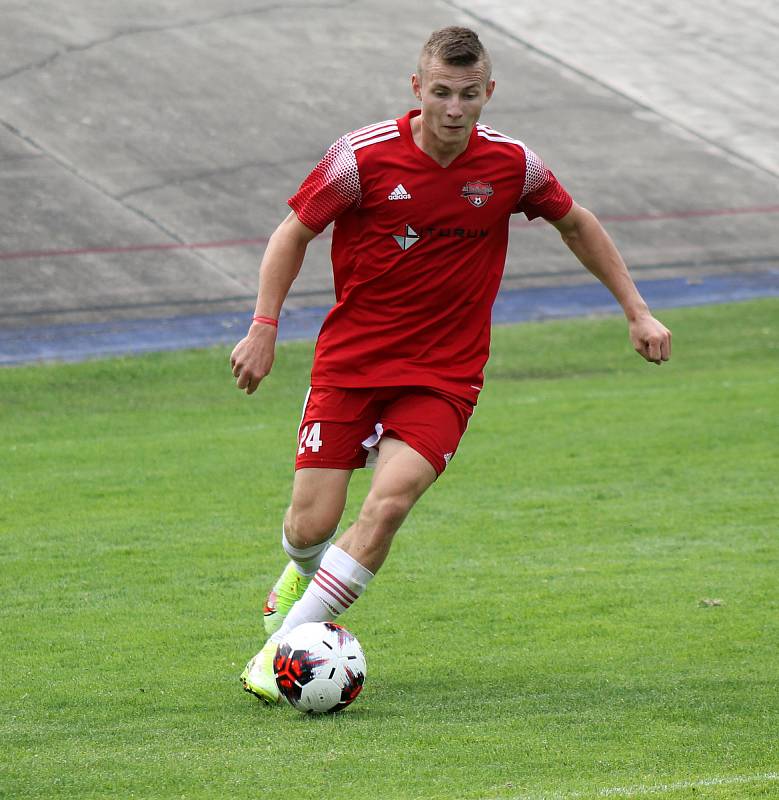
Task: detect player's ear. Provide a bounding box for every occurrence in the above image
[485,79,496,102]
[411,73,422,101]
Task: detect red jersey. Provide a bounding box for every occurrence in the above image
[288,109,572,403]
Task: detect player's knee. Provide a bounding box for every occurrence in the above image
[284,505,338,548]
[359,492,412,538]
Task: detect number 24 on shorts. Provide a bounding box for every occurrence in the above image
[298,422,323,454]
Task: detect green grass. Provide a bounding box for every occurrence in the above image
[0,299,777,800]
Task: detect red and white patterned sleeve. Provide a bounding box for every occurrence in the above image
[288,136,362,233]
[518,147,573,222]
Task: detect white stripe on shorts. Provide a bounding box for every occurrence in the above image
[297,386,312,435]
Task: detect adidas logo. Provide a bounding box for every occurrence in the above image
[388,183,412,200]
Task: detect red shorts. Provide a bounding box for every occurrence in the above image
[295,386,474,475]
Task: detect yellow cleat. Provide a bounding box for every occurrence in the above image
[240,639,281,704]
[263,561,312,635]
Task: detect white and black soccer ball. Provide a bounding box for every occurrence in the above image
[273,622,366,713]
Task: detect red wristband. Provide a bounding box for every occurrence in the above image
[251,315,278,329]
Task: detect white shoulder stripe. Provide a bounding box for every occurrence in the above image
[349,123,398,146]
[477,131,526,148]
[351,130,400,151]
[477,124,526,148]
[477,123,507,135]
[350,119,398,138]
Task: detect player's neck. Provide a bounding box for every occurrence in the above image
[410,115,470,168]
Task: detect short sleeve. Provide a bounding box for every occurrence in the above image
[517,147,573,222]
[288,136,362,233]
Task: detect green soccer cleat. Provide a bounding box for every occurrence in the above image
[263,561,312,635]
[240,638,281,704]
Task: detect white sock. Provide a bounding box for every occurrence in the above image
[282,525,335,577]
[271,546,374,642]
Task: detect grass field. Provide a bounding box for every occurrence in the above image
[1,299,777,800]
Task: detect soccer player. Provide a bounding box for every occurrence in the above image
[230,26,671,704]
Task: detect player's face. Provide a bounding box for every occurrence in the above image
[412,57,495,150]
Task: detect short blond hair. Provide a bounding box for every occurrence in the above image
[418,26,492,80]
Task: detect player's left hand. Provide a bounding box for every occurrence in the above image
[629,314,672,364]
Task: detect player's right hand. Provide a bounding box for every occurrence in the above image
[628,313,672,365]
[230,324,277,395]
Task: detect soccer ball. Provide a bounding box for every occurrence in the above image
[273,621,366,713]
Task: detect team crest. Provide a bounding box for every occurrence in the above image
[461,180,494,207]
